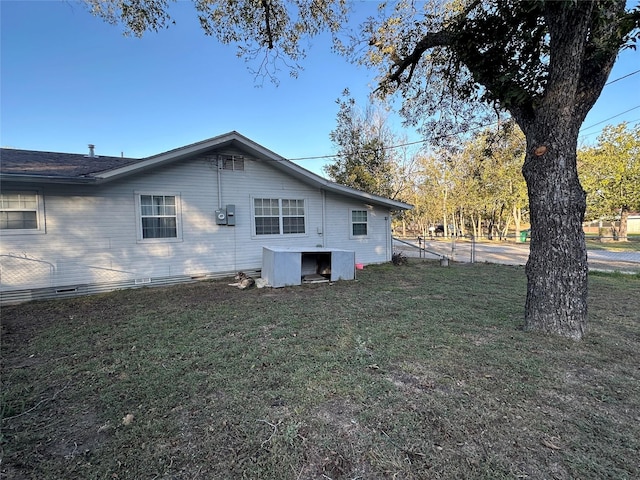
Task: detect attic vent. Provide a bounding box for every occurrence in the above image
[221,155,245,171]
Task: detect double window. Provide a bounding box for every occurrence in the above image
[137,194,181,241]
[0,191,45,234]
[254,198,305,236]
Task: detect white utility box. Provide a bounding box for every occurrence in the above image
[262,247,355,288]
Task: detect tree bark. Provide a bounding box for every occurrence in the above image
[514,1,623,340]
[522,123,588,340]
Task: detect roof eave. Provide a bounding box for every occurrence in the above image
[269,160,413,211]
[93,131,256,182]
[0,174,98,185]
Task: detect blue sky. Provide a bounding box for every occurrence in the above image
[1,1,639,177]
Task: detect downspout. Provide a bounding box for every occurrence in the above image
[216,156,223,208]
[386,214,390,261]
[321,189,326,247]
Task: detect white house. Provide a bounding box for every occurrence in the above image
[0,132,411,303]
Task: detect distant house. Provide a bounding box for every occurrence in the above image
[628,214,640,234]
[0,132,411,303]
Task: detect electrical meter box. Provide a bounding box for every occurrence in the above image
[215,208,227,225]
[226,204,236,226]
[215,205,236,226]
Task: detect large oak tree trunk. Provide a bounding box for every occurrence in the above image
[522,124,588,340]
[512,1,623,340]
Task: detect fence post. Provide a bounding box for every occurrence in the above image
[470,234,475,264]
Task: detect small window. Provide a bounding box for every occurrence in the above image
[254,198,305,236]
[137,194,181,241]
[351,210,368,236]
[0,191,45,234]
[222,155,245,171]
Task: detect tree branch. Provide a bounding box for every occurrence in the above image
[382,30,454,89]
[261,0,274,49]
[380,0,482,90]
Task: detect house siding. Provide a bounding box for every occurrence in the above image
[323,191,393,264]
[1,149,397,302]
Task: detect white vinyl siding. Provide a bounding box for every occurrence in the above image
[0,191,45,235]
[0,150,397,300]
[253,198,306,236]
[136,193,182,242]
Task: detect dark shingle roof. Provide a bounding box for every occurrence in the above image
[0,133,412,210]
[0,149,140,178]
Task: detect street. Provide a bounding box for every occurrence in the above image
[394,238,640,273]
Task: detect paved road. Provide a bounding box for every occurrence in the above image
[394,238,640,273]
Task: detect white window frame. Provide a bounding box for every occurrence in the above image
[350,209,369,238]
[0,190,46,235]
[135,192,183,243]
[251,197,307,237]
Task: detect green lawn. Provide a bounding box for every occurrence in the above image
[2,262,639,479]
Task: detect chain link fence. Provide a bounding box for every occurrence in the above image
[393,236,640,273]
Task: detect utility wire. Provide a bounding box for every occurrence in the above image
[579,117,640,140]
[605,68,640,85]
[579,105,640,132]
[289,70,640,162]
[288,121,493,161]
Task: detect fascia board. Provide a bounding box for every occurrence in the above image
[269,160,413,211]
[0,174,97,185]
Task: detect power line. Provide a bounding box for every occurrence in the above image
[579,117,640,141]
[579,105,640,132]
[290,70,640,162]
[288,121,495,161]
[605,68,640,85]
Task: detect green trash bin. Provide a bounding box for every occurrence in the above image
[520,229,530,242]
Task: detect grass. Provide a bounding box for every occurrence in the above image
[2,261,639,479]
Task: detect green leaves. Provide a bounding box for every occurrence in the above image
[579,122,640,222]
[325,92,406,200]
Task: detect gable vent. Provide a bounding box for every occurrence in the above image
[220,155,245,171]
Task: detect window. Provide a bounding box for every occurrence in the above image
[0,191,44,234]
[282,199,305,234]
[254,198,305,236]
[351,210,368,236]
[138,194,180,240]
[222,155,245,171]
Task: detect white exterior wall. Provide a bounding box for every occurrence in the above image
[1,152,394,301]
[322,191,393,264]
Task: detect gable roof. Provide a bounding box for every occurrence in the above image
[1,131,412,211]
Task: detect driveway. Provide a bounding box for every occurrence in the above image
[393,238,640,273]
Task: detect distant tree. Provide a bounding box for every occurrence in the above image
[85,0,640,339]
[579,123,640,240]
[414,152,456,236]
[460,121,528,240]
[325,92,398,199]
